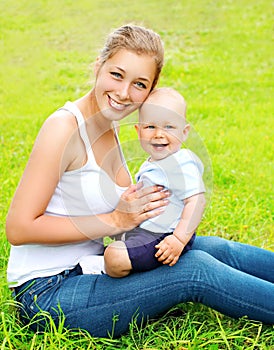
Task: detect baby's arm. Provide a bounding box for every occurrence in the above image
[155,192,206,266]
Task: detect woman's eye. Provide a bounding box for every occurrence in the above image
[111,72,122,79]
[135,81,147,89]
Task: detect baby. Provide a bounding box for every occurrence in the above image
[104,87,206,277]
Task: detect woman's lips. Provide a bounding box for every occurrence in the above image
[108,96,129,111]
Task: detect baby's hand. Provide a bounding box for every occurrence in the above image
[155,235,185,266]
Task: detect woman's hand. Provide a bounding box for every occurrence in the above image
[110,183,169,232]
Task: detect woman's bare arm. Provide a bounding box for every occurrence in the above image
[6,114,169,245]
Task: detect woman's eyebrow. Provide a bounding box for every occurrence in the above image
[113,66,151,83]
[112,66,125,72]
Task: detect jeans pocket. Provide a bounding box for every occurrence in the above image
[19,275,61,318]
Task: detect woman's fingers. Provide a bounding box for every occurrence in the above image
[113,184,170,231]
[136,186,170,214]
[122,184,169,213]
[135,184,168,201]
[140,197,169,215]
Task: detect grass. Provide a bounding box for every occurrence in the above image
[0,0,273,348]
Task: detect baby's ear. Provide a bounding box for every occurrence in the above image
[182,124,190,141]
[134,123,139,133]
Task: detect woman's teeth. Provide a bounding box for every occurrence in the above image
[109,97,127,110]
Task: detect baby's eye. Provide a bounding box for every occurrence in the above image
[165,125,174,129]
[111,72,122,79]
[145,125,155,129]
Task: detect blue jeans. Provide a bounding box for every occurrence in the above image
[13,236,274,338]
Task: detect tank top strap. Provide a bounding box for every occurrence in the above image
[60,101,91,154]
[113,124,131,178]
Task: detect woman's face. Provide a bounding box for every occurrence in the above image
[94,49,157,121]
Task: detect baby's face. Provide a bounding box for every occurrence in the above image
[136,97,189,161]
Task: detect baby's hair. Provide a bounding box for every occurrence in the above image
[140,87,187,119]
[149,87,186,103]
[99,24,164,90]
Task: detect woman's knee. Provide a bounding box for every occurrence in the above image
[193,236,233,252]
[175,249,216,276]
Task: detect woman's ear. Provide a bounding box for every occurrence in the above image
[94,57,101,77]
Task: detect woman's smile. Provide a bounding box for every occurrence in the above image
[108,95,130,111]
[94,49,156,121]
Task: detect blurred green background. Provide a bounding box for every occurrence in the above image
[0,0,273,348]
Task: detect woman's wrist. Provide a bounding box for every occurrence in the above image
[105,211,127,236]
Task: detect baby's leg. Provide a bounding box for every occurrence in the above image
[104,241,132,278]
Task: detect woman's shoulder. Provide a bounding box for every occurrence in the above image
[48,105,78,127]
[40,105,79,138]
[32,104,82,158]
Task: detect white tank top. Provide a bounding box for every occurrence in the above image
[7,102,129,286]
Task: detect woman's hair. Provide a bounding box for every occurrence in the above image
[99,24,164,90]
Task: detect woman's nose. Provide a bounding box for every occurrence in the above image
[116,83,130,100]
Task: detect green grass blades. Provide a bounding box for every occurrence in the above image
[0,0,273,348]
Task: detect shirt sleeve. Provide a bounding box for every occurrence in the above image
[135,161,169,188]
[177,149,205,199]
[135,150,205,200]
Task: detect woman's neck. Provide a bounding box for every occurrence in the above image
[75,89,113,131]
[74,90,131,187]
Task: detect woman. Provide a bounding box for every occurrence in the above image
[6,24,274,338]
